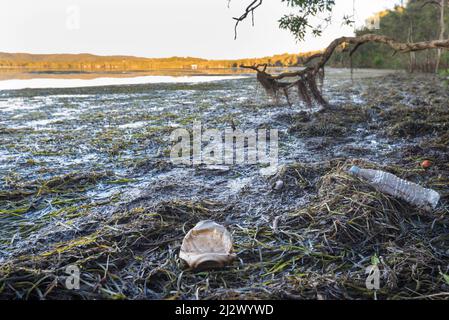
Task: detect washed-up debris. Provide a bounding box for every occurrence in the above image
[273,180,284,191]
[421,160,432,169]
[349,166,441,211]
[202,165,231,173]
[259,165,279,177]
[1,73,448,300]
[272,215,282,233]
[179,220,236,270]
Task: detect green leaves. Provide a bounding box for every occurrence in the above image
[278,0,336,41]
[279,15,311,41]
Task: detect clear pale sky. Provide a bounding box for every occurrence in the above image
[1,0,402,59]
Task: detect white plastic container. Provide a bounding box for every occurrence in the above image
[349,166,440,212]
[179,220,236,270]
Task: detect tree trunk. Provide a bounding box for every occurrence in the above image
[408,21,416,73]
[435,0,446,73]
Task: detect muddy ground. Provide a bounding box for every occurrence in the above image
[0,69,448,299]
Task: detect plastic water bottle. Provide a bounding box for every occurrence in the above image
[349,166,440,212]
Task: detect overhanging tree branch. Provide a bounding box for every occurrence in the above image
[242,34,449,106]
[233,0,263,40]
[231,0,337,41]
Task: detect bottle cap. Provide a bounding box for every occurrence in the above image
[349,166,360,175]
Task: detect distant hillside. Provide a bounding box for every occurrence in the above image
[0,51,321,71]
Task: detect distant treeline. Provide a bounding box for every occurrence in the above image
[330,0,449,72]
[0,51,321,71]
[6,0,446,73]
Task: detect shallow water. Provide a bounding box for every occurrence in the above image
[0,75,249,90]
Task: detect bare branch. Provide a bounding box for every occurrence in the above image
[240,63,267,72]
[419,0,441,9]
[266,34,449,80]
[300,53,324,65]
[233,0,263,40]
[314,35,449,72]
[241,34,449,106]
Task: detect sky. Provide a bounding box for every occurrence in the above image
[1,0,404,59]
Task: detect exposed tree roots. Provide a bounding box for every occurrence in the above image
[244,64,328,108]
[242,34,449,107]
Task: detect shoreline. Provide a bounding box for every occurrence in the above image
[0,72,447,299]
